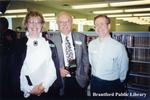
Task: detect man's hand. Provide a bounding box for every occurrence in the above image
[60,67,70,77]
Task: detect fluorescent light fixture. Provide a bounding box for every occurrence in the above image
[116,17,138,20]
[110,0,150,7]
[44,17,56,20]
[116,17,150,25]
[1,14,26,18]
[43,13,55,17]
[133,13,150,16]
[108,14,132,17]
[73,19,94,26]
[116,23,120,26]
[140,17,150,19]
[16,15,26,17]
[73,18,87,24]
[72,3,108,9]
[93,10,123,14]
[34,0,45,1]
[125,8,150,12]
[5,9,27,14]
[1,15,16,18]
[73,18,86,21]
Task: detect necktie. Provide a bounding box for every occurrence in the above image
[65,36,73,62]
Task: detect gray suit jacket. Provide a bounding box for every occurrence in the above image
[48,32,89,88]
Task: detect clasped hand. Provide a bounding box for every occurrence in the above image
[31,83,44,96]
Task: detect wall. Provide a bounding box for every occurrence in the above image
[12,18,24,31]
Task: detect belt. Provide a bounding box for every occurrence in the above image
[91,75,120,83]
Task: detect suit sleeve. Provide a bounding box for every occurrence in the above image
[49,41,63,89]
[81,35,90,79]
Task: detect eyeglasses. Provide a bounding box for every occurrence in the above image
[28,21,42,25]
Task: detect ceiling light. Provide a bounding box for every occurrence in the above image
[44,17,56,20]
[133,13,150,16]
[108,14,132,17]
[110,0,150,7]
[73,18,87,21]
[116,23,120,26]
[116,17,150,25]
[16,15,26,17]
[43,13,55,17]
[1,14,26,18]
[34,0,45,1]
[140,17,150,19]
[72,3,108,9]
[116,17,138,20]
[125,8,150,12]
[73,19,94,26]
[44,17,56,22]
[5,9,27,14]
[73,18,87,24]
[1,15,16,18]
[93,10,123,14]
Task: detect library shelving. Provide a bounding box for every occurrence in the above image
[112,32,150,94]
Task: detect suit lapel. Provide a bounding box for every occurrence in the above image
[56,33,65,67]
[72,33,79,59]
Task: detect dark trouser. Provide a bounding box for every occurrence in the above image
[90,75,125,100]
[64,77,86,97]
[26,85,60,100]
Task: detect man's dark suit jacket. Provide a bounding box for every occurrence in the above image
[48,32,90,88]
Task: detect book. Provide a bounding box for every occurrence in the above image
[26,65,48,85]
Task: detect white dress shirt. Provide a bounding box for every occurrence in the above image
[88,36,128,82]
[20,32,57,98]
[61,32,75,66]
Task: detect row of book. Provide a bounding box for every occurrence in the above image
[129,62,150,74]
[133,37,150,47]
[129,49,150,62]
[128,76,150,86]
[113,34,150,47]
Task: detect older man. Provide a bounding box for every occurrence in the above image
[49,11,89,97]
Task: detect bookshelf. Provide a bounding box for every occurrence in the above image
[112,32,150,95]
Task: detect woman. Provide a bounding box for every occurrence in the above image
[17,11,60,99]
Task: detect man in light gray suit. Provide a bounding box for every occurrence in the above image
[49,11,89,97]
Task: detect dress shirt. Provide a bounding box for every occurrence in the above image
[61,32,75,66]
[88,36,128,82]
[20,32,56,98]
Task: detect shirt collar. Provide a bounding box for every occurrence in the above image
[61,32,71,37]
[26,31,42,39]
[99,35,111,43]
[61,32,72,43]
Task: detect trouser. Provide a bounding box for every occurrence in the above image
[90,75,125,100]
[64,77,86,97]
